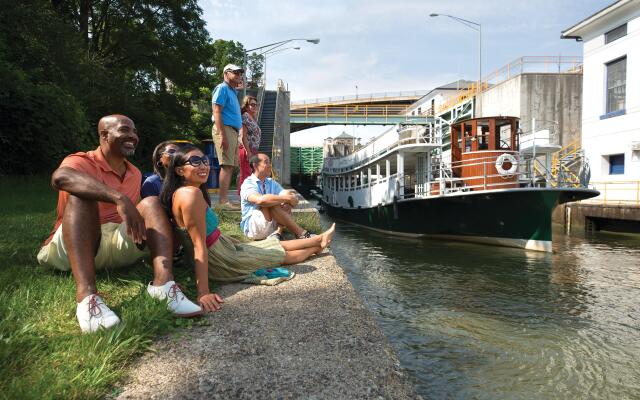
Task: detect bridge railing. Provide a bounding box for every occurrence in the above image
[291,104,412,118]
[291,90,429,106]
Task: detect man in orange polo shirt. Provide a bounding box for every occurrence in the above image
[38,114,202,333]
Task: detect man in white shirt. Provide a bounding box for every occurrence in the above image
[240,153,313,240]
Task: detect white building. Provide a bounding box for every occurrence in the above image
[562,0,640,203]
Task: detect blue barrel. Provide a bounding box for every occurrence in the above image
[202,139,220,189]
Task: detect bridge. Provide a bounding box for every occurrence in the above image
[290,90,432,132]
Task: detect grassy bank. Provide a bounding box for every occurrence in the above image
[0,176,318,399]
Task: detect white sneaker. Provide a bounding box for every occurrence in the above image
[147,280,202,317]
[76,294,121,334]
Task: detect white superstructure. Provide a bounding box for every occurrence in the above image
[562,0,640,203]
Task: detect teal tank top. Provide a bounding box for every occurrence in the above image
[205,207,219,236]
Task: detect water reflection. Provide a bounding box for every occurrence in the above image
[326,216,640,399]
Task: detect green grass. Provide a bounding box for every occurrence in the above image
[0,176,319,399]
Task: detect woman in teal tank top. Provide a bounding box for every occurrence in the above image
[160,144,336,312]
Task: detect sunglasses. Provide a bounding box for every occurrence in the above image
[249,103,258,107]
[163,148,178,156]
[185,155,210,167]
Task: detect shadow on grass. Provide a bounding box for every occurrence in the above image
[0,176,203,399]
[0,176,324,398]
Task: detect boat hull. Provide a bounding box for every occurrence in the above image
[321,188,599,252]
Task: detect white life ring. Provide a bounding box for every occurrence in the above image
[495,153,518,175]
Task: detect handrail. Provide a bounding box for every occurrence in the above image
[586,181,640,205]
[323,130,440,174]
[256,86,265,123]
[291,104,412,117]
[438,55,583,114]
[292,90,430,106]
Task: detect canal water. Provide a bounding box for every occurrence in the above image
[324,216,640,399]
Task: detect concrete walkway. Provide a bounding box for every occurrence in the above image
[116,251,417,399]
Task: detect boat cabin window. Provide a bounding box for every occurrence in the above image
[477,124,489,150]
[499,125,512,149]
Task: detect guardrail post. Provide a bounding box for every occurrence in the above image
[483,159,487,190]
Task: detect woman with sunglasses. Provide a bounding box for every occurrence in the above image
[141,141,183,198]
[237,96,261,194]
[160,144,335,312]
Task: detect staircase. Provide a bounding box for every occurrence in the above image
[258,90,277,159]
[550,141,585,187]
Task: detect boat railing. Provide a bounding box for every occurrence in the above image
[323,128,440,173]
[409,153,584,198]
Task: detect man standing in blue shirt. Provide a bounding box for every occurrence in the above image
[212,63,244,207]
[240,153,314,240]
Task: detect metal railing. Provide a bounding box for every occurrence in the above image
[437,56,583,114]
[323,127,439,173]
[291,104,433,125]
[585,181,640,205]
[483,56,582,87]
[292,90,429,107]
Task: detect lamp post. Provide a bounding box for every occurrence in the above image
[243,38,320,96]
[430,13,482,94]
[260,46,301,89]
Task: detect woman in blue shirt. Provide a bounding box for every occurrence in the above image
[141,141,182,198]
[159,144,335,312]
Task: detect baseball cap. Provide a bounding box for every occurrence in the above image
[223,64,244,73]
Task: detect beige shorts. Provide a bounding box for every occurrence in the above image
[212,125,239,167]
[37,222,146,271]
[246,209,279,240]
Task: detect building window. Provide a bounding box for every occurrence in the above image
[605,23,627,44]
[609,154,625,175]
[606,57,626,114]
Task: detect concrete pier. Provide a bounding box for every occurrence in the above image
[116,252,417,399]
[116,189,416,399]
[554,202,640,233]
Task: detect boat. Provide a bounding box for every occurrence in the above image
[319,116,599,252]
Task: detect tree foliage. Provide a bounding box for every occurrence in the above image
[0,0,263,175]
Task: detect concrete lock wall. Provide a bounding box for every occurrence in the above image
[273,88,291,185]
[479,73,583,146]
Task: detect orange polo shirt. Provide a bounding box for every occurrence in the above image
[44,147,142,244]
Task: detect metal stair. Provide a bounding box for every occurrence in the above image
[258,90,277,159]
[549,140,584,187]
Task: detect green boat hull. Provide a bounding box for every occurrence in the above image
[321,188,599,252]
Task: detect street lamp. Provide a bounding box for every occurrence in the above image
[430,13,482,94]
[260,46,301,89]
[243,38,320,96]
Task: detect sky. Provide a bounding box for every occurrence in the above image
[199,0,613,146]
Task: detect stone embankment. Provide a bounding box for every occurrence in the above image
[117,250,417,399]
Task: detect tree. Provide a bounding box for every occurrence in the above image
[246,53,265,89]
[0,0,262,174]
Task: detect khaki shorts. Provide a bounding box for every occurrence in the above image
[246,209,279,240]
[212,125,239,167]
[37,222,146,271]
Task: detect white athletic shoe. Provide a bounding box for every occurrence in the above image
[147,280,202,317]
[76,294,121,334]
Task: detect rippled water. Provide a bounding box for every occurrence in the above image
[326,216,640,399]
